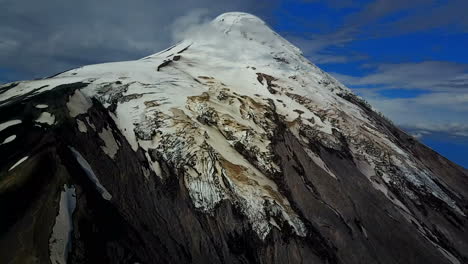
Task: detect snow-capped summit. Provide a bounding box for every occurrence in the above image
[0,12,467,264]
[210,12,302,54]
[214,12,263,23]
[211,12,282,43]
[213,12,267,28]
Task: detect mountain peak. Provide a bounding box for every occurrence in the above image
[1,11,467,264]
[208,12,278,44]
[213,12,267,26]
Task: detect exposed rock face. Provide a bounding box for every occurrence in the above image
[0,12,467,264]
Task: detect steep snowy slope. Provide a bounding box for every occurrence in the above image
[0,12,467,264]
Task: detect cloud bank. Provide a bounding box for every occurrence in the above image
[332,61,468,138]
[0,0,276,82]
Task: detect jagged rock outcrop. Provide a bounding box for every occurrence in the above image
[0,12,467,264]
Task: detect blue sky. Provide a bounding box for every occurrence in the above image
[268,0,468,167]
[1,0,467,167]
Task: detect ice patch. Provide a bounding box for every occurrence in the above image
[49,185,76,264]
[35,104,48,109]
[67,90,92,117]
[144,152,162,178]
[111,107,139,151]
[0,119,21,132]
[35,112,55,125]
[85,117,95,130]
[0,135,16,145]
[98,126,119,159]
[69,147,112,200]
[76,119,87,133]
[8,156,29,171]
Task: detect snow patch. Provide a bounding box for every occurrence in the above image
[355,158,412,214]
[69,147,112,200]
[35,104,48,109]
[8,156,28,171]
[0,119,21,132]
[111,104,139,151]
[85,117,95,130]
[49,185,76,264]
[35,112,55,125]
[98,126,119,159]
[76,119,87,133]
[66,90,92,117]
[0,135,16,145]
[144,152,162,178]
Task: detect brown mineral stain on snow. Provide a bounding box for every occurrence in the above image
[220,159,251,184]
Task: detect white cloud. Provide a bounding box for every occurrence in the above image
[170,9,212,42]
[332,61,468,92]
[407,123,468,137]
[351,89,468,138]
[0,0,273,81]
[330,61,468,138]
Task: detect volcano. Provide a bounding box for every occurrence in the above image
[0,12,467,264]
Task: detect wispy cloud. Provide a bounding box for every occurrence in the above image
[365,93,468,138]
[332,62,468,138]
[327,59,468,138]
[332,61,468,92]
[339,0,468,40]
[405,123,468,138]
[0,0,276,81]
[291,0,468,65]
[377,0,468,35]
